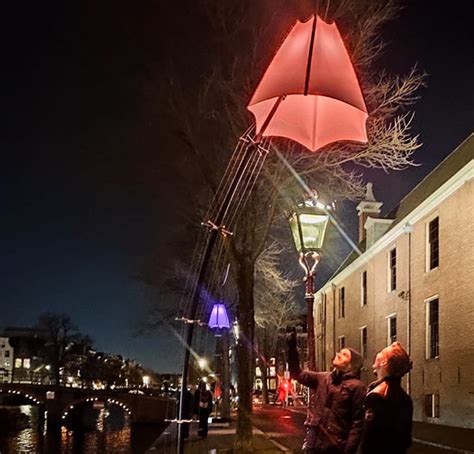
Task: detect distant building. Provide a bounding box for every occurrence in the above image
[314,134,474,429]
[2,327,51,384]
[0,337,14,383]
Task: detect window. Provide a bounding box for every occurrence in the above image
[425,394,440,418]
[387,315,397,344]
[23,358,31,369]
[5,350,10,358]
[426,298,440,359]
[361,271,367,306]
[360,326,368,358]
[15,358,22,368]
[338,335,345,350]
[319,294,326,325]
[427,217,439,270]
[389,248,397,291]
[338,287,345,318]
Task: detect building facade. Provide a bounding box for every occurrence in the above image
[0,337,14,383]
[314,135,474,428]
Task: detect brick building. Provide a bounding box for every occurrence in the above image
[314,134,473,428]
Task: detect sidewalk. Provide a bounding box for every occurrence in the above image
[412,421,474,453]
[148,418,290,453]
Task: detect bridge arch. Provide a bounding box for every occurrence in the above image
[0,387,43,405]
[61,396,132,421]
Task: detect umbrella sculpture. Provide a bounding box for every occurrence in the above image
[176,15,367,451]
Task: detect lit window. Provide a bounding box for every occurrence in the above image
[338,287,345,318]
[387,315,397,345]
[427,217,439,270]
[23,358,31,369]
[389,248,397,291]
[360,326,368,358]
[338,335,345,350]
[361,271,367,306]
[426,298,440,359]
[15,358,22,368]
[425,394,440,418]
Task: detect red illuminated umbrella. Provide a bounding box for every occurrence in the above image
[248,15,368,152]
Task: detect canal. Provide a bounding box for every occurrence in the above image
[0,403,166,453]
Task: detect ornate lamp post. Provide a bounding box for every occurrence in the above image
[288,193,330,371]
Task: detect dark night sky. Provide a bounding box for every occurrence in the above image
[1,1,473,372]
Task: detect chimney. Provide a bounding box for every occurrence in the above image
[356,183,383,243]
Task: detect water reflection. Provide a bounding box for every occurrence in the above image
[0,405,40,453]
[62,404,131,453]
[0,403,131,453]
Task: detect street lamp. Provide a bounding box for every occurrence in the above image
[288,192,330,371]
[208,302,231,421]
[208,302,231,337]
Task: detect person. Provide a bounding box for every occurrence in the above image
[287,328,366,453]
[358,342,413,454]
[193,381,213,438]
[176,386,193,440]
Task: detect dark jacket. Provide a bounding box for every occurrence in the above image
[358,377,413,454]
[193,388,213,416]
[288,343,366,453]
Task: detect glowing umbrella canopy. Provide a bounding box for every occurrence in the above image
[208,303,230,332]
[247,15,368,152]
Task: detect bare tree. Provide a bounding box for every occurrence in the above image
[37,312,90,387]
[254,242,300,404]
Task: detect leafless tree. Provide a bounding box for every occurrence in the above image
[254,242,300,404]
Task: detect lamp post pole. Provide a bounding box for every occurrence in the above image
[299,252,320,371]
[288,192,330,372]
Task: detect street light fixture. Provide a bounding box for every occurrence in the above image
[288,192,330,371]
[208,302,231,337]
[208,302,231,421]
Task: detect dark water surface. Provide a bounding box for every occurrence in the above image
[0,404,164,453]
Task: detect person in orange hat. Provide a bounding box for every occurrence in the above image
[358,342,413,454]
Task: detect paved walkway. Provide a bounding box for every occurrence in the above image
[148,412,474,454]
[148,419,289,453]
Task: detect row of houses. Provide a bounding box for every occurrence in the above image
[0,326,148,388]
[313,134,473,428]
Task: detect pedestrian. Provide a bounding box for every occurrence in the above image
[287,328,366,454]
[176,386,193,440]
[358,342,413,454]
[193,381,213,438]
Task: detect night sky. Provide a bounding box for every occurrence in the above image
[1,1,473,373]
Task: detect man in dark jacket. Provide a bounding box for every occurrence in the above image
[358,342,413,454]
[288,330,366,453]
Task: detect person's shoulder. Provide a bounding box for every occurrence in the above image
[368,381,389,398]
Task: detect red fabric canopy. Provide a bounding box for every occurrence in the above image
[248,15,368,151]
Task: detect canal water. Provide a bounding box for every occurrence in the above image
[0,403,149,453]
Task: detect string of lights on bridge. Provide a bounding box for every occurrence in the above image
[61,397,132,420]
[0,388,41,405]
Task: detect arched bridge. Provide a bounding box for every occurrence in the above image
[0,383,176,426]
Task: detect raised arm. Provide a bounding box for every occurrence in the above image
[287,328,321,389]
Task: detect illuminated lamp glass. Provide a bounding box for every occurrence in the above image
[208,303,230,336]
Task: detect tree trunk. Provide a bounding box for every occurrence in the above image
[260,329,269,405]
[235,259,255,453]
[221,331,231,420]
